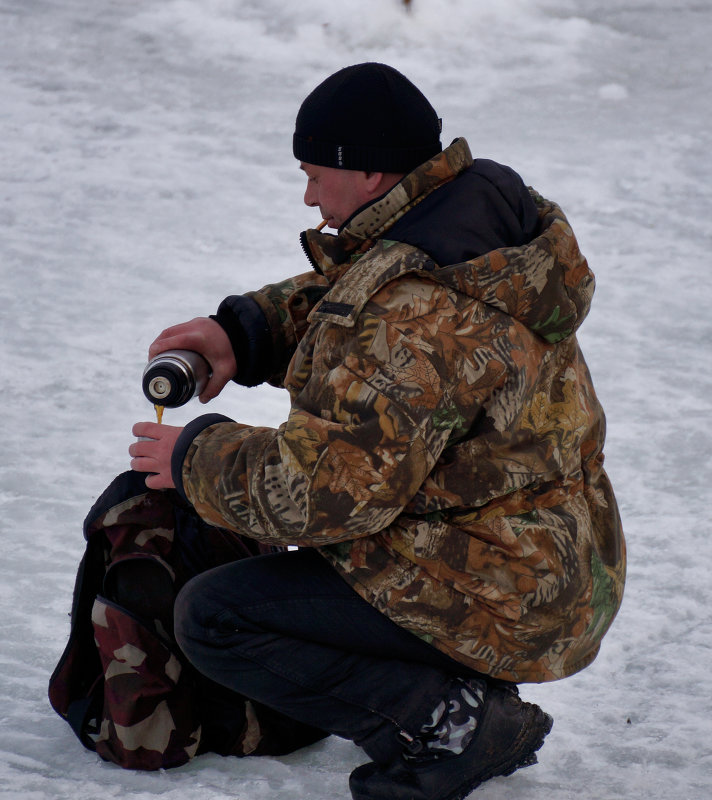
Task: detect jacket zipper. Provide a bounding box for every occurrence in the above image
[300,230,323,274]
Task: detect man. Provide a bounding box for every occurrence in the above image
[129,63,626,800]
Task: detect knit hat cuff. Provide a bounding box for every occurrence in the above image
[293,133,440,173]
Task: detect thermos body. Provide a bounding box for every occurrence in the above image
[142,350,211,407]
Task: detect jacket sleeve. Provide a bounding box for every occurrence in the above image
[212,271,330,388]
[210,296,273,387]
[176,277,507,547]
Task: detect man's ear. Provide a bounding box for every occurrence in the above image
[364,171,386,195]
[364,171,405,199]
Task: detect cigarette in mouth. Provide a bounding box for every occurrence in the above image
[316,219,328,231]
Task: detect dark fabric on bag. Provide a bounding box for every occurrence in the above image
[48,470,326,770]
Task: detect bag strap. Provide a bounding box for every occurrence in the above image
[65,682,103,751]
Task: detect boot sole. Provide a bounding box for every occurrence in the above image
[350,699,553,800]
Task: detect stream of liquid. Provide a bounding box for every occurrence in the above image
[154,404,164,424]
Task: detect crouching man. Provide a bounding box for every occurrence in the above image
[130,63,626,800]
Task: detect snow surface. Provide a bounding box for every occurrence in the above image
[1,0,711,797]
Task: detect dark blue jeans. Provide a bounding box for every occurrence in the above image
[174,548,480,763]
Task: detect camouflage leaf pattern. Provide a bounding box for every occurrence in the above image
[247,272,330,387]
[182,138,625,683]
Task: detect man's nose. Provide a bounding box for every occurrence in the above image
[304,183,318,207]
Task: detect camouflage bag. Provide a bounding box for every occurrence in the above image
[48,470,324,770]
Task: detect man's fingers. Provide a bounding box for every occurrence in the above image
[128,434,160,470]
[146,319,236,404]
[147,319,213,360]
[148,334,194,360]
[143,473,159,489]
[199,373,230,403]
[132,421,162,439]
[144,472,171,490]
[128,439,156,458]
[128,422,182,490]
[130,455,158,473]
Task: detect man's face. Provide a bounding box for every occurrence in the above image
[300,162,373,229]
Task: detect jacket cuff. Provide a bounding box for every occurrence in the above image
[171,413,233,502]
[210,295,273,387]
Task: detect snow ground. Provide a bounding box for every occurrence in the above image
[1,0,711,797]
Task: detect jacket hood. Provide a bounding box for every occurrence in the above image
[302,138,595,342]
[436,192,596,343]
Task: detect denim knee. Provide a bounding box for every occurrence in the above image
[173,572,209,660]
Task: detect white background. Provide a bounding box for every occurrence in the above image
[1,1,711,797]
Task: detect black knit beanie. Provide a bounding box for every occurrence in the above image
[293,62,442,173]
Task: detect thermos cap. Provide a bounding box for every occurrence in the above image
[142,350,210,408]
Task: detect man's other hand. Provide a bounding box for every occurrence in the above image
[129,422,183,489]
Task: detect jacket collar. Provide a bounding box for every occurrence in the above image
[300,138,473,284]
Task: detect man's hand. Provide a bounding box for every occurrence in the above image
[149,317,237,403]
[129,422,183,489]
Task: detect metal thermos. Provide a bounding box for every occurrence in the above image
[142,350,211,408]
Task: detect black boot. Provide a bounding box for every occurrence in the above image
[349,679,553,800]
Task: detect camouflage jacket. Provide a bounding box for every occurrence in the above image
[177,138,626,683]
